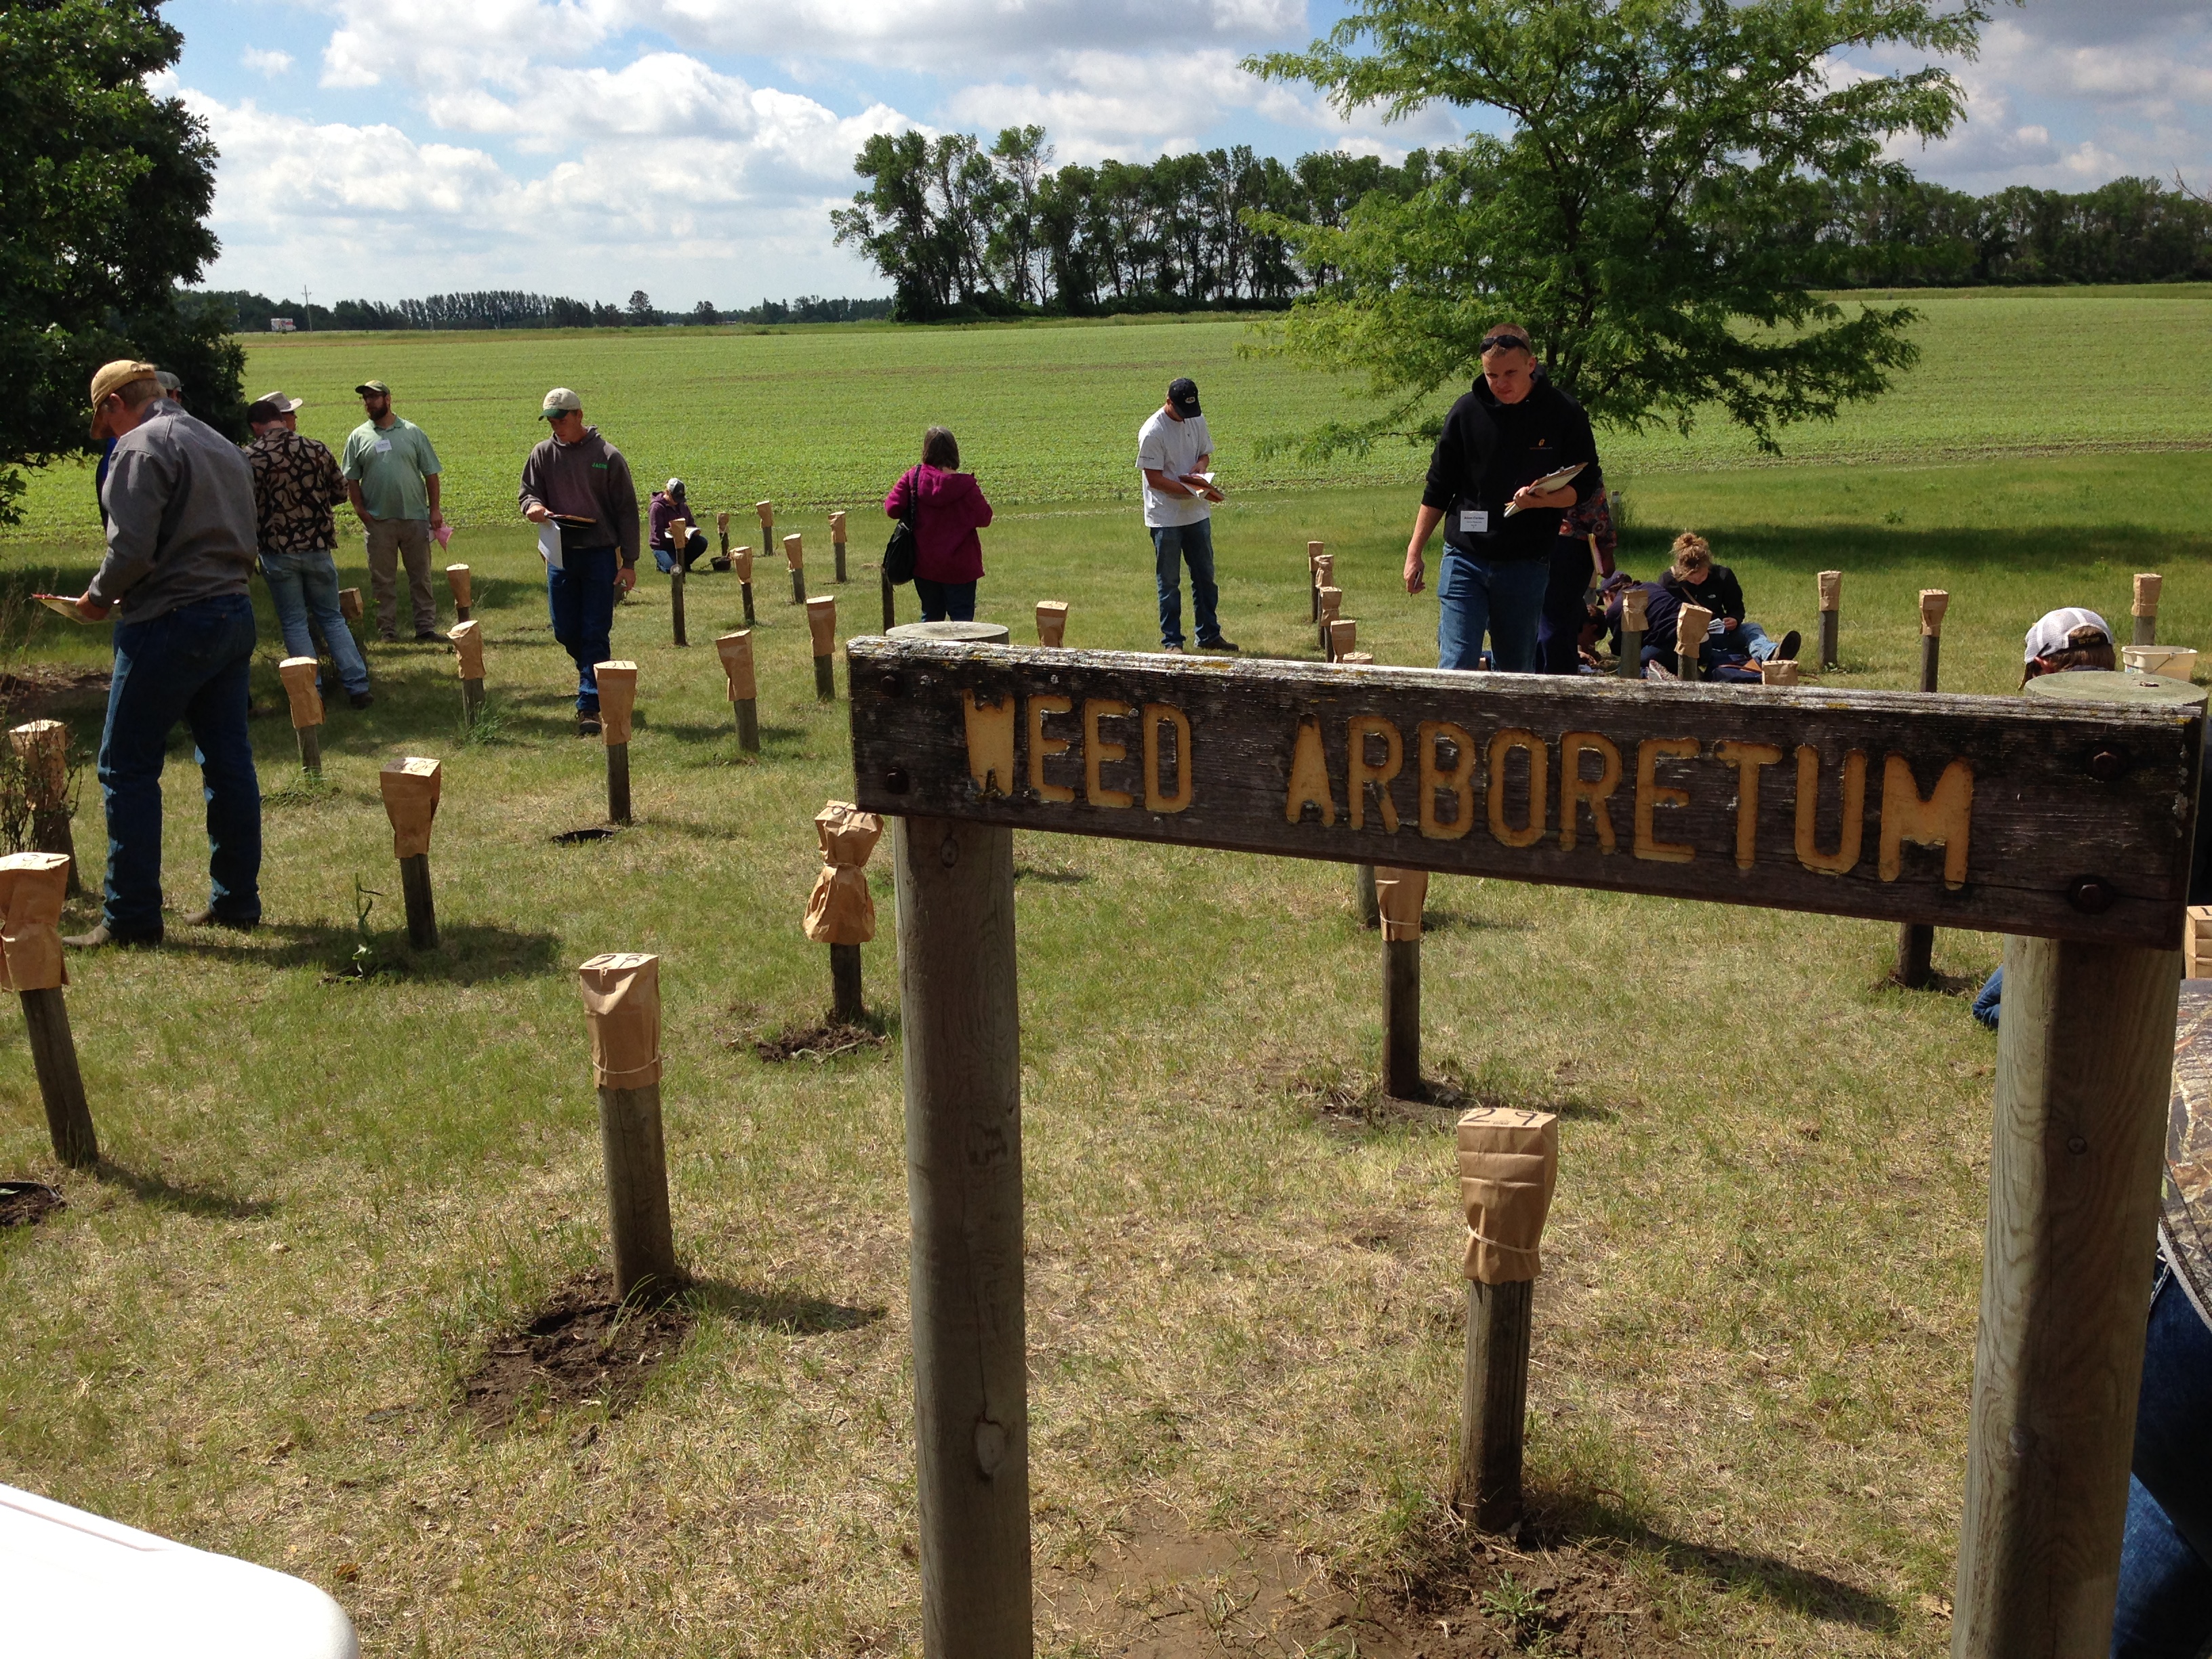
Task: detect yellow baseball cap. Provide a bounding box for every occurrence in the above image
[88,359,159,436]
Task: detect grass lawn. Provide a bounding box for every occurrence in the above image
[1,317,2208,1655]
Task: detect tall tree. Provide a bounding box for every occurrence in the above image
[0,0,241,521]
[1247,0,1995,454]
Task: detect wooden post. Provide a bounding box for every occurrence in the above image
[1895,589,1949,989]
[0,853,94,1167]
[276,655,324,775]
[1035,601,1068,647]
[1818,570,1841,669]
[891,815,1029,1659]
[445,563,472,623]
[714,510,732,571]
[1618,586,1647,680]
[9,720,79,896]
[755,499,775,553]
[1308,540,1324,622]
[2133,572,2161,649]
[717,630,759,753]
[596,661,638,824]
[830,944,863,1021]
[339,588,363,626]
[1327,617,1357,665]
[1676,601,1711,683]
[785,533,808,607]
[667,517,689,647]
[1376,868,1427,1099]
[451,621,486,726]
[1452,1108,1559,1532]
[734,544,757,624]
[576,953,678,1303]
[1317,584,1342,654]
[1354,862,1379,928]
[832,510,848,583]
[377,758,441,949]
[807,803,882,1022]
[808,596,839,701]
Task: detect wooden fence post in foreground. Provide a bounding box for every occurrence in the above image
[445,563,472,623]
[0,853,93,1167]
[714,511,732,571]
[1036,601,1068,647]
[667,517,690,647]
[892,814,1029,1659]
[1676,602,1711,683]
[717,630,759,753]
[378,757,441,949]
[832,511,848,583]
[1376,867,1428,1099]
[734,544,757,624]
[276,655,324,775]
[808,596,839,701]
[1618,586,1647,680]
[576,951,678,1303]
[805,802,882,1024]
[9,720,79,895]
[1818,570,1841,668]
[596,661,638,825]
[2133,572,2161,649]
[1894,588,1948,989]
[785,533,808,607]
[1453,1106,1559,1532]
[1308,540,1325,621]
[451,620,486,726]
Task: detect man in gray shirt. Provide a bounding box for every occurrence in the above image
[64,359,263,947]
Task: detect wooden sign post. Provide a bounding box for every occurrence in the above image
[808,596,839,701]
[667,517,690,647]
[1036,601,1068,647]
[339,588,363,626]
[1308,541,1325,622]
[9,720,79,895]
[844,638,2209,1659]
[804,802,882,1023]
[1818,570,1842,668]
[276,656,324,775]
[1618,586,1647,680]
[451,621,486,726]
[445,563,472,623]
[734,545,757,624]
[576,951,678,1303]
[785,533,808,607]
[717,630,759,752]
[596,661,638,825]
[1676,602,1711,683]
[0,853,93,1168]
[714,511,733,571]
[1375,867,1429,1098]
[1453,1107,1559,1530]
[377,758,441,949]
[831,510,848,583]
[2134,572,2162,649]
[1896,590,1950,988]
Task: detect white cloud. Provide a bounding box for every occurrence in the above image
[242,47,293,77]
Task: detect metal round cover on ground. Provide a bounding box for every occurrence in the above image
[887,620,1010,644]
[2024,668,2209,713]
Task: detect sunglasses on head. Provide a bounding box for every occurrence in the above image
[1479,333,1530,354]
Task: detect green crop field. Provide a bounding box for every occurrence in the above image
[2,290,2209,1658]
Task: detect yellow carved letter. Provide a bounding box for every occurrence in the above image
[1879,754,1973,888]
[1633,738,1698,863]
[1286,717,1336,826]
[1082,699,1134,808]
[1486,729,1548,849]
[1794,745,1866,875]
[1417,721,1476,840]
[1347,716,1404,832]
[1027,695,1075,804]
[1143,703,1192,813]
[1713,741,1783,870]
[1558,732,1621,853]
[962,691,1015,797]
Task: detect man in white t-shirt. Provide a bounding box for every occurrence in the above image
[1137,377,1236,652]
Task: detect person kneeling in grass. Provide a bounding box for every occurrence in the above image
[1659,533,1799,671]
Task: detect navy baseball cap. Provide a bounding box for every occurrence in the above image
[1167,377,1200,415]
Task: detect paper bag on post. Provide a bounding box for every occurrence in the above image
[277,657,323,729]
[1328,618,1357,660]
[733,546,755,583]
[783,533,804,573]
[1818,570,1842,611]
[1317,586,1343,622]
[1373,867,1429,942]
[716,631,756,701]
[830,510,847,545]
[2135,573,2163,618]
[450,620,485,679]
[1036,600,1069,647]
[806,596,838,657]
[445,565,472,609]
[1313,553,1334,588]
[595,661,638,744]
[754,501,774,532]
[1458,1107,1559,1284]
[577,951,661,1089]
[379,757,442,859]
[1622,586,1649,632]
[9,720,67,811]
[0,851,71,990]
[803,802,882,945]
[1919,590,1949,636]
[339,588,363,622]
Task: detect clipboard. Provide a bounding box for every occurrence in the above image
[31,594,94,621]
[1502,462,1586,516]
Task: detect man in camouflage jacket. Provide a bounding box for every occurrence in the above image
[245,392,371,707]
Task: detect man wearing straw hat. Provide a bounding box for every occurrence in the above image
[63,361,263,947]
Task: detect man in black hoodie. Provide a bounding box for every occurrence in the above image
[1404,326,1603,672]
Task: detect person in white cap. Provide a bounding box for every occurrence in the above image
[245,392,371,708]
[647,476,708,574]
[518,388,639,733]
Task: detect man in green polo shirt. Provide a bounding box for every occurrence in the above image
[341,379,445,642]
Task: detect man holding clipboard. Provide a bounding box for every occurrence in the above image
[518,388,640,734]
[1403,325,1603,672]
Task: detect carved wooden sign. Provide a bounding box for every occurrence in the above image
[846,640,2204,946]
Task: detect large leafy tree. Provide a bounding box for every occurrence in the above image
[0,0,243,522]
[1247,0,1996,454]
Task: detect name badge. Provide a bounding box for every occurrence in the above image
[1458,509,1490,535]
[373,439,392,453]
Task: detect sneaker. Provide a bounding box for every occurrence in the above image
[579,714,602,737]
[1777,629,1803,661]
[183,907,257,932]
[348,690,373,710]
[413,630,441,643]
[64,924,160,950]
[1197,637,1240,653]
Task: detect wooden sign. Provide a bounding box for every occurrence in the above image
[846,641,2205,946]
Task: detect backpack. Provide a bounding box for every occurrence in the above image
[883,468,918,586]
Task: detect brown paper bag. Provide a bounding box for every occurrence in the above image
[1818,570,1841,611]
[1677,603,1712,665]
[594,661,639,744]
[577,951,661,1088]
[1338,650,1374,665]
[669,518,690,554]
[1313,553,1335,588]
[2135,573,2163,617]
[0,851,70,991]
[379,757,442,859]
[277,656,324,729]
[1458,1107,1559,1284]
[830,510,847,544]
[340,588,363,622]
[733,545,755,583]
[716,510,730,538]
[445,564,471,608]
[1328,617,1357,660]
[783,533,804,572]
[754,500,775,531]
[8,720,67,811]
[1307,539,1325,571]
[1317,585,1343,621]
[716,631,756,700]
[451,620,485,679]
[1036,600,1069,646]
[1758,657,1800,686]
[1622,586,1649,631]
[1373,867,1429,942]
[1919,589,1949,636]
[806,595,838,657]
[802,801,883,945]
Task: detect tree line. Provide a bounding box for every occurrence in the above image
[207,289,895,333]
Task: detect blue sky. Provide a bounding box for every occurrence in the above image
[159,0,2212,310]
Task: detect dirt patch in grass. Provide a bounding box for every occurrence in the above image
[0,665,109,720]
[460,1269,693,1429]
[1040,1505,1661,1656]
[0,1181,63,1227]
[750,1021,886,1063]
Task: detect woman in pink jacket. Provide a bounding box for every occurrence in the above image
[884,426,993,622]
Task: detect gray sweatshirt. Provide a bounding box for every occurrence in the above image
[91,401,258,619]
[518,427,640,567]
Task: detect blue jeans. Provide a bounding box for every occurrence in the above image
[915,577,977,623]
[1537,539,1596,674]
[1151,520,1221,648]
[651,531,708,575]
[1437,551,1549,672]
[260,550,369,696]
[548,547,619,712]
[2112,1263,2212,1656]
[98,594,262,937]
[1973,968,2003,1029]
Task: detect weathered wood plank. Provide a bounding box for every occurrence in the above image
[846,641,2204,947]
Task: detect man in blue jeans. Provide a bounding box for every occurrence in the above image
[66,360,263,947]
[518,387,639,733]
[244,391,371,707]
[1137,377,1236,653]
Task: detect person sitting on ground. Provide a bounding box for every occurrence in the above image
[1599,574,1765,679]
[884,426,993,623]
[647,478,709,575]
[1660,533,1799,667]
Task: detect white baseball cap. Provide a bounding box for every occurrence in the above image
[2024,607,2111,663]
[539,387,583,419]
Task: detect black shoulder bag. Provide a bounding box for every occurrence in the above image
[883,468,919,586]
